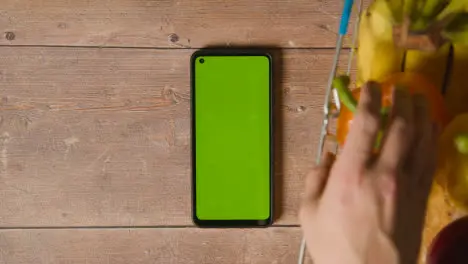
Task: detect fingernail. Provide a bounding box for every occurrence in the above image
[364,81,382,110]
[394,84,406,90]
[393,84,408,97]
[432,123,441,137]
[392,85,411,108]
[412,94,427,107]
[367,81,381,99]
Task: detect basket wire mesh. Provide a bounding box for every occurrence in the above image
[297,0,364,262]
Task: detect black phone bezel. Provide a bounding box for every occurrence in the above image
[190,49,274,228]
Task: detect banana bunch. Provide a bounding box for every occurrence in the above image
[357,0,468,116]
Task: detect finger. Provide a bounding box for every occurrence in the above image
[412,95,431,151]
[376,168,398,234]
[303,152,335,202]
[378,86,414,174]
[410,95,435,187]
[341,82,382,170]
[432,123,442,140]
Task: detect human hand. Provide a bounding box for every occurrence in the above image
[299,82,437,264]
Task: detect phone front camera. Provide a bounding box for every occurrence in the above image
[199,58,205,64]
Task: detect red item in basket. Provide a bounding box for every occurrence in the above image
[427,216,468,264]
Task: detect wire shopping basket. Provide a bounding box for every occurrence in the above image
[296,0,364,262]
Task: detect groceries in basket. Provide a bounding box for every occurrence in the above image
[327,0,468,263]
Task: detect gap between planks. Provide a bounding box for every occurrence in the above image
[0,44,344,51]
[0,225,300,230]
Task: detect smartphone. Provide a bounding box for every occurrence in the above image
[191,49,274,227]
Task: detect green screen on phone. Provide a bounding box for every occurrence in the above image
[193,54,272,223]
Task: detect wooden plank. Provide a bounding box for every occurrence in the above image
[0,47,348,227]
[0,227,313,264]
[0,0,352,48]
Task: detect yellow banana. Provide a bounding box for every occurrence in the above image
[438,0,468,20]
[444,13,468,43]
[445,43,468,116]
[357,0,404,85]
[412,0,449,30]
[404,44,451,93]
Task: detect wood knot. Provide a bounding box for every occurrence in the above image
[57,22,68,29]
[5,32,15,41]
[168,33,179,43]
[297,106,306,112]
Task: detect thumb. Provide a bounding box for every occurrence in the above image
[303,152,335,202]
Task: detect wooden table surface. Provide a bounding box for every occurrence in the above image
[0,0,355,263]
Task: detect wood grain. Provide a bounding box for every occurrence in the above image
[0,227,313,264]
[0,0,356,48]
[0,0,362,261]
[0,47,352,227]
